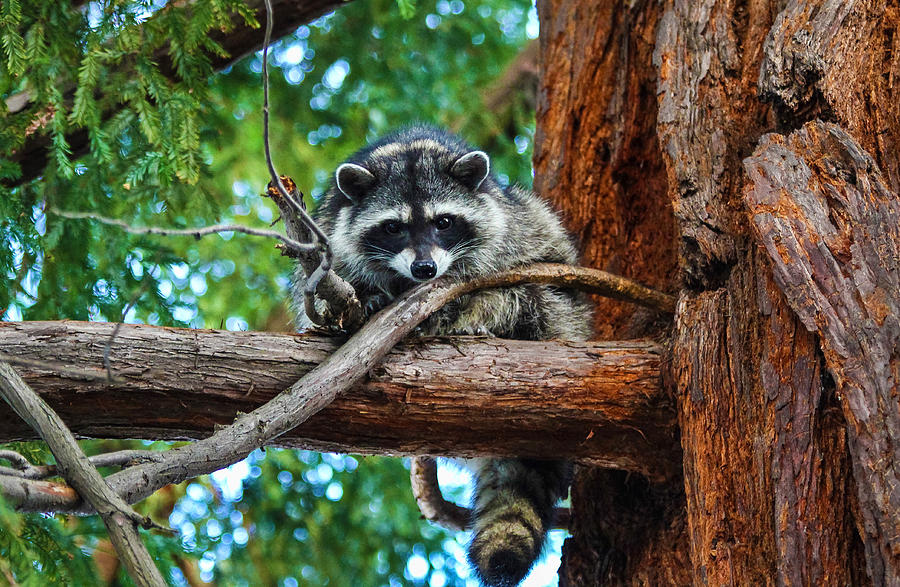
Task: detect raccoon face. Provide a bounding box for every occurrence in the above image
[329,148,499,293]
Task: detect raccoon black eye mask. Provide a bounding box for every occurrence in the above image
[293,125,592,586]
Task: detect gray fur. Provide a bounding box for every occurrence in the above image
[293,126,592,586]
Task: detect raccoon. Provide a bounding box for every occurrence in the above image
[296,126,592,586]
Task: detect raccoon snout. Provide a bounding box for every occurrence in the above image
[410,260,437,280]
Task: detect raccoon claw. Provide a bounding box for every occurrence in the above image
[448,325,495,337]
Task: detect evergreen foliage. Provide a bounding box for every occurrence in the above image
[1,0,539,584]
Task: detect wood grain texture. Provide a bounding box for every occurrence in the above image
[656,0,871,584]
[0,321,679,480]
[673,256,864,585]
[535,0,676,339]
[535,2,687,583]
[759,0,900,192]
[745,121,900,584]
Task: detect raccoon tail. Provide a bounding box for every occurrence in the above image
[468,459,571,587]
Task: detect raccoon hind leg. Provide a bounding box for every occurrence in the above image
[468,458,570,586]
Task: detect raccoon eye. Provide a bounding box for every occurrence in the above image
[383,221,402,235]
[434,215,454,231]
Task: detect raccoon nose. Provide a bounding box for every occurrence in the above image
[410,260,437,280]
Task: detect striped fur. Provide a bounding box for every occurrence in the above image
[294,126,592,585]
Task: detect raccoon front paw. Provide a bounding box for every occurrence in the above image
[362,294,392,316]
[446,324,495,337]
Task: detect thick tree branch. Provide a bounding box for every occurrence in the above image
[744,121,900,583]
[0,320,676,502]
[0,362,166,586]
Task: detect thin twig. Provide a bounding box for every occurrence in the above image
[0,449,164,480]
[260,0,334,325]
[51,209,317,255]
[0,362,168,586]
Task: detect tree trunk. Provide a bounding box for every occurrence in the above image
[536,0,899,584]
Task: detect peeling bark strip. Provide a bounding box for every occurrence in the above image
[0,321,678,481]
[759,0,900,192]
[744,121,900,583]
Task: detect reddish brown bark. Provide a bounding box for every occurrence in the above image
[745,122,900,584]
[535,0,676,340]
[537,0,899,584]
[535,1,686,583]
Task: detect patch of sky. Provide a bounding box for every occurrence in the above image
[206,519,223,539]
[405,552,429,582]
[232,180,252,199]
[33,205,46,235]
[233,526,249,545]
[255,200,274,223]
[225,316,249,331]
[526,3,540,39]
[158,279,173,298]
[229,202,250,216]
[515,134,530,154]
[325,481,343,501]
[170,262,190,280]
[124,305,140,324]
[209,259,236,280]
[172,306,197,323]
[189,273,207,296]
[323,59,350,90]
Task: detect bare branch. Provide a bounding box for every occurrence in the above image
[264,178,364,330]
[0,362,166,586]
[50,209,317,256]
[259,0,344,327]
[410,457,473,532]
[0,450,163,480]
[0,321,673,479]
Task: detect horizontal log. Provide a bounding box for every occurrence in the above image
[0,321,679,481]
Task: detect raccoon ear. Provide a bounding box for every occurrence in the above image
[450,150,490,191]
[335,163,376,202]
